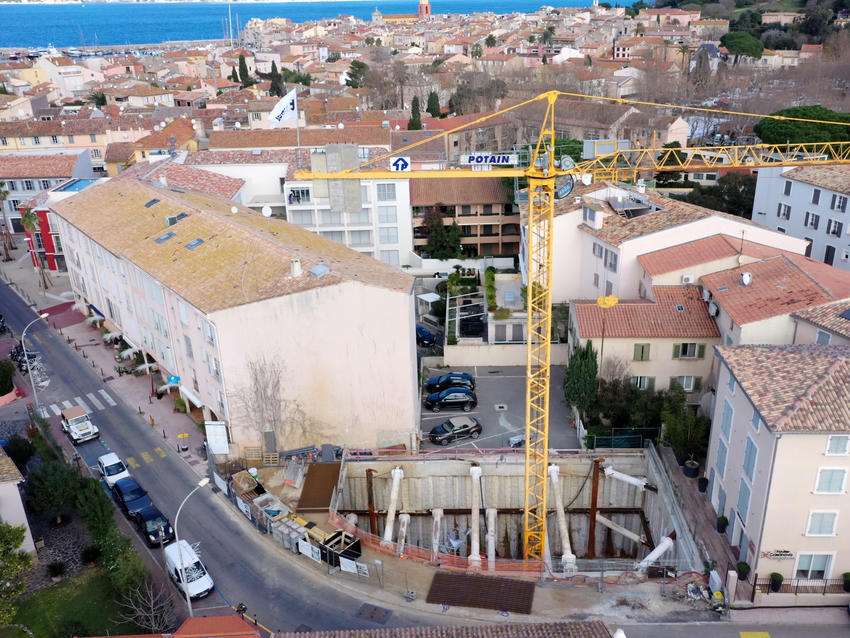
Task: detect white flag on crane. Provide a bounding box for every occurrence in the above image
[269,88,298,127]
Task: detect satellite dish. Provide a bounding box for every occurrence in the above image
[337,122,344,129]
[231,206,238,214]
[581,173,592,186]
[160,121,167,128]
[261,205,272,217]
[394,124,400,130]
[234,122,241,129]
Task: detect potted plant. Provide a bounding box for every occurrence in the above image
[716,516,728,533]
[683,457,700,478]
[769,572,783,592]
[843,572,850,593]
[697,477,709,493]
[736,561,750,581]
[48,560,66,582]
[81,545,101,567]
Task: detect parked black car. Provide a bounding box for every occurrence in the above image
[423,387,478,412]
[132,505,175,547]
[429,416,483,445]
[425,372,475,394]
[416,324,437,347]
[111,478,152,517]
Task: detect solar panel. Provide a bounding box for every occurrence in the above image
[144,198,160,208]
[154,232,175,244]
[718,286,729,291]
[185,238,204,250]
[840,308,850,321]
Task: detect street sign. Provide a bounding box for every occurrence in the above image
[390,157,410,172]
[460,153,518,166]
[168,375,180,384]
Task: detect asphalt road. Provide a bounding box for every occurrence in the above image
[0,284,440,632]
[621,620,850,638]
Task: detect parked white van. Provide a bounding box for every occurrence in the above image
[164,540,214,599]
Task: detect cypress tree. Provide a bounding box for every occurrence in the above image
[408,96,422,130]
[426,90,441,118]
[269,61,282,97]
[229,66,239,83]
[238,54,253,87]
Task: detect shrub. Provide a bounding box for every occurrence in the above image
[493,307,511,320]
[447,334,458,345]
[47,560,66,577]
[81,544,101,564]
[26,460,79,524]
[0,360,15,395]
[76,477,115,543]
[736,561,750,577]
[5,434,35,471]
[173,397,187,413]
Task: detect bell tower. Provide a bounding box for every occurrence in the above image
[418,0,431,21]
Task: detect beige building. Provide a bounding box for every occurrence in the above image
[792,301,850,347]
[0,447,35,556]
[569,286,721,399]
[50,178,418,454]
[706,345,850,604]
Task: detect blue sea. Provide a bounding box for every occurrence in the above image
[0,0,624,48]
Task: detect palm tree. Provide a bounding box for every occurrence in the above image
[677,44,692,76]
[20,208,51,292]
[0,181,12,261]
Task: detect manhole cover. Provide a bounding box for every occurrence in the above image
[495,404,507,411]
[356,603,391,624]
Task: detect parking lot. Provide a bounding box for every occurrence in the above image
[418,365,580,451]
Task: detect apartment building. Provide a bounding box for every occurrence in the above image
[50,178,418,453]
[410,177,520,257]
[0,150,93,234]
[752,165,850,270]
[792,301,850,346]
[705,345,850,597]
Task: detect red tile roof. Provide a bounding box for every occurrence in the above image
[0,153,81,178]
[573,286,720,338]
[792,301,850,339]
[701,255,850,325]
[209,127,393,149]
[275,622,612,638]
[174,615,262,637]
[638,234,785,276]
[116,160,244,199]
[717,344,850,433]
[783,165,850,196]
[410,177,511,205]
[104,141,136,163]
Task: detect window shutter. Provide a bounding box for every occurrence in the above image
[633,343,642,361]
[647,377,655,392]
[672,344,681,359]
[693,376,702,392]
[697,343,706,359]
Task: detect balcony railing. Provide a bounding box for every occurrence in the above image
[753,577,847,595]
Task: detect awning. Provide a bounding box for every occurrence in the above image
[180,385,204,408]
[417,292,441,304]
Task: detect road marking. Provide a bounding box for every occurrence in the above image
[154,447,167,458]
[49,404,61,416]
[87,392,104,410]
[75,396,91,413]
[740,633,770,638]
[420,411,481,421]
[141,451,153,464]
[126,456,140,469]
[62,400,73,409]
[99,389,117,406]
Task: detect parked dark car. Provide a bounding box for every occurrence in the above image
[416,325,437,347]
[429,416,482,445]
[423,387,477,412]
[425,372,475,394]
[111,478,152,517]
[132,505,174,547]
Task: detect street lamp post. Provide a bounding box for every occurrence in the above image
[174,477,209,618]
[22,312,49,418]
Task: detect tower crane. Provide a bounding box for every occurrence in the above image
[296,90,850,562]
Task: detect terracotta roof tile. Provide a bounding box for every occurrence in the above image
[174,614,261,637]
[50,179,412,314]
[783,165,850,196]
[638,235,784,276]
[572,286,720,338]
[0,446,23,483]
[104,142,136,163]
[792,301,850,339]
[410,177,510,205]
[0,152,81,178]
[209,127,393,149]
[275,622,612,638]
[701,255,850,325]
[116,162,244,199]
[717,344,850,433]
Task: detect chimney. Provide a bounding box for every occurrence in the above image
[637,179,646,194]
[290,258,302,277]
[160,174,168,188]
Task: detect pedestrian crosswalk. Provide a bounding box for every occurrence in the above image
[47,390,117,416]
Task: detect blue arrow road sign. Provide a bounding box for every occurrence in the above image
[391,157,411,172]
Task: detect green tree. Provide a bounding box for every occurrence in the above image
[730,9,763,37]
[720,31,764,64]
[426,90,441,118]
[26,460,79,524]
[0,359,14,395]
[540,25,556,46]
[470,43,482,59]
[237,54,253,87]
[0,522,32,626]
[5,434,34,471]
[98,529,147,593]
[681,173,757,218]
[800,5,833,40]
[88,91,106,107]
[655,141,687,185]
[76,477,116,543]
[408,95,422,130]
[268,61,282,97]
[485,34,497,48]
[345,60,369,88]
[753,105,850,144]
[423,207,461,259]
[564,340,598,424]
[229,66,239,83]
[365,36,375,46]
[326,51,341,63]
[281,68,312,86]
[662,381,709,460]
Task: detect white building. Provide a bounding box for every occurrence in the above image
[752,165,850,270]
[50,178,419,453]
